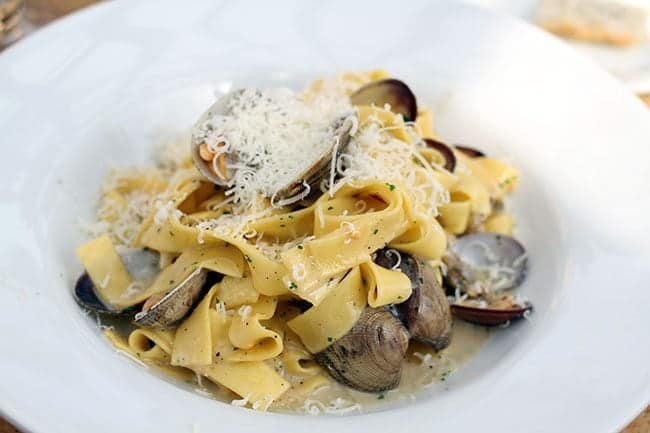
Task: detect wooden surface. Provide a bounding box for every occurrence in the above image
[0,1,648,432]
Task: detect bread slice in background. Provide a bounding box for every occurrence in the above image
[536,0,650,45]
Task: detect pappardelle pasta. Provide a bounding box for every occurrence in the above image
[74,70,531,413]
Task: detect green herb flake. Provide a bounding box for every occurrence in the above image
[327,337,333,343]
[244,255,252,263]
[373,229,379,235]
[288,282,297,290]
[377,394,385,400]
[327,206,334,211]
[169,280,175,285]
[297,245,303,250]
[385,183,396,191]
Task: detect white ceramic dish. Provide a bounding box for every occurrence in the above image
[0,1,649,432]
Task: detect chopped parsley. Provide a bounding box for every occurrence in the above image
[327,337,333,343]
[288,282,297,290]
[377,394,385,400]
[385,183,396,191]
[297,245,303,250]
[373,229,379,235]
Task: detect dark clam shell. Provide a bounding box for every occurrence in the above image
[133,268,208,328]
[375,249,452,351]
[451,303,532,326]
[314,307,409,393]
[350,79,417,122]
[73,272,136,316]
[424,139,456,172]
[454,145,485,158]
[74,249,207,328]
[446,232,528,292]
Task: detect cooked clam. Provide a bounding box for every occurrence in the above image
[451,300,532,326]
[74,249,208,328]
[134,267,208,328]
[444,232,527,294]
[191,91,357,200]
[278,114,356,199]
[350,79,417,122]
[191,90,241,186]
[74,248,159,315]
[454,145,485,158]
[424,138,456,172]
[443,232,532,326]
[74,272,136,317]
[314,307,409,393]
[374,249,452,350]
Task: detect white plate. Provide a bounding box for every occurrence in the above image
[0,1,649,432]
[465,0,650,91]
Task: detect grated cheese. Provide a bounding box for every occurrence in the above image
[385,248,402,270]
[230,393,251,407]
[237,305,252,320]
[192,88,354,207]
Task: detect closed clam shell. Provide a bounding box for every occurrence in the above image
[375,249,452,350]
[314,307,409,393]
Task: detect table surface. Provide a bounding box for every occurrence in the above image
[0,1,648,432]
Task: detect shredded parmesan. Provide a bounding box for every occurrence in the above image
[302,397,362,415]
[237,305,252,320]
[385,248,402,270]
[231,394,252,407]
[193,88,353,207]
[251,395,274,411]
[292,263,307,281]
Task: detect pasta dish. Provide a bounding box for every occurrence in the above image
[74,70,531,413]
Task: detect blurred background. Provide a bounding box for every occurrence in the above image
[0,0,648,432]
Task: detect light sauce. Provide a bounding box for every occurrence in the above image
[110,318,490,414]
[271,320,489,414]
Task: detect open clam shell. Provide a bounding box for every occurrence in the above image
[133,267,208,328]
[276,114,356,199]
[424,138,456,172]
[451,302,532,326]
[191,90,358,201]
[74,249,208,328]
[314,307,409,393]
[350,79,417,122]
[445,232,528,293]
[191,90,242,186]
[454,145,485,158]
